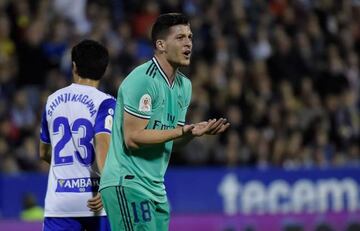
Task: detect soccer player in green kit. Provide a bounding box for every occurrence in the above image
[100,13,230,231]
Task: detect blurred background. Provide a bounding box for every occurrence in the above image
[0,0,359,230]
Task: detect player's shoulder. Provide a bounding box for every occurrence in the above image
[130,60,155,76]
[176,70,191,88]
[47,84,115,103]
[46,85,71,101]
[95,89,116,102]
[122,60,156,86]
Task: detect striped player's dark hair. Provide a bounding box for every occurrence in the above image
[151,13,189,48]
[71,39,109,80]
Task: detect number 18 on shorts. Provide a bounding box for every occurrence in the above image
[100,186,170,231]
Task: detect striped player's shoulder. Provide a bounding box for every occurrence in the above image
[122,61,156,88]
[131,60,157,79]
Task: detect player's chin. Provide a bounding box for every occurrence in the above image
[179,59,191,66]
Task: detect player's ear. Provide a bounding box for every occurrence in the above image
[72,62,77,72]
[156,40,166,52]
[72,62,78,74]
[72,62,79,82]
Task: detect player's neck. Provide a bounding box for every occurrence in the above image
[74,75,99,88]
[154,54,177,84]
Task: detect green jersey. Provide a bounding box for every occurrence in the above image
[100,57,192,202]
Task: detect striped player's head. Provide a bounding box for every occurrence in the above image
[151,13,192,66]
[71,39,109,80]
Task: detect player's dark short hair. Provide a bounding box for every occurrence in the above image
[71,39,109,80]
[151,13,189,48]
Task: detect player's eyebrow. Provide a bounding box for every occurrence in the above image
[176,32,193,38]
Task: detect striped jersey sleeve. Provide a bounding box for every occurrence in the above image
[40,108,50,143]
[94,97,116,134]
[121,65,157,120]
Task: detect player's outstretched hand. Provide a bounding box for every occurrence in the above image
[192,118,230,136]
[87,193,103,212]
[182,124,195,135]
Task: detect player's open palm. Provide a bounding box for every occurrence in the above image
[192,118,230,136]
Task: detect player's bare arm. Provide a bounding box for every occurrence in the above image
[39,142,51,164]
[123,111,194,149]
[86,133,111,212]
[94,133,111,174]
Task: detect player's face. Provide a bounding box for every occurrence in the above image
[164,24,192,66]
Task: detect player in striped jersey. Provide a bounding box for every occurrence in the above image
[100,13,230,231]
[40,40,115,231]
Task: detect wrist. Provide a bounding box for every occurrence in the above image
[176,126,184,138]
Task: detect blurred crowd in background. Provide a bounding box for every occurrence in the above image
[0,0,359,173]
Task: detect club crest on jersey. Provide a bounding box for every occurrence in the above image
[105,115,113,131]
[139,94,151,112]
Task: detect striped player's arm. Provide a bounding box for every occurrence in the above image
[94,98,116,173]
[123,111,190,150]
[39,107,51,164]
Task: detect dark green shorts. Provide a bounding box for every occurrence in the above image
[100,186,169,231]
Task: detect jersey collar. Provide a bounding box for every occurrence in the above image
[152,57,176,89]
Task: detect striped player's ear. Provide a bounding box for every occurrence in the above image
[156,40,166,52]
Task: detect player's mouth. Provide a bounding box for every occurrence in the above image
[183,50,191,59]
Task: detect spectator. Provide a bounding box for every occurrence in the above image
[20,193,44,221]
[0,0,358,170]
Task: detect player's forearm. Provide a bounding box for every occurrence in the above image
[94,133,111,174]
[95,147,106,174]
[39,142,51,164]
[125,127,183,149]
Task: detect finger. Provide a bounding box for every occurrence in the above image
[88,202,102,209]
[216,123,231,134]
[87,196,102,207]
[88,199,102,206]
[210,119,227,134]
[207,118,225,133]
[196,119,216,134]
[88,202,103,211]
[205,119,217,130]
[183,124,195,133]
[193,119,218,136]
[88,202,102,210]
[87,194,101,203]
[90,204,103,212]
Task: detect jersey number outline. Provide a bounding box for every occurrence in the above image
[53,116,95,166]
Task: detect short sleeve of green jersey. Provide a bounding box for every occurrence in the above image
[121,73,157,120]
[177,78,192,126]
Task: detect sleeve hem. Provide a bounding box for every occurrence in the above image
[95,131,111,135]
[40,139,51,144]
[124,107,151,119]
